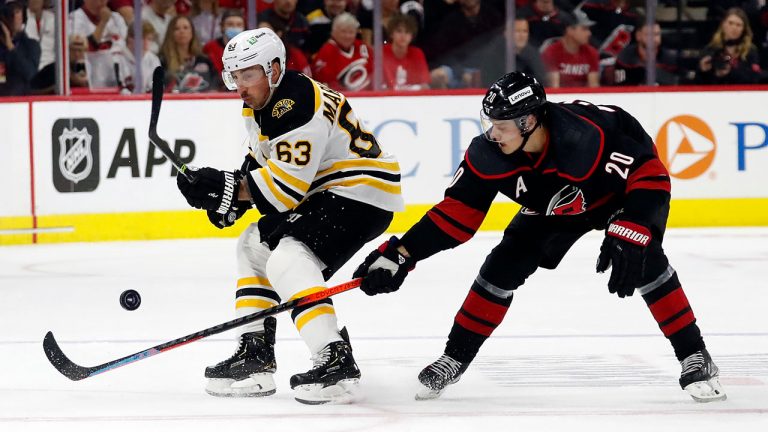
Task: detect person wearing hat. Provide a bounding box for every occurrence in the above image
[540,8,600,87]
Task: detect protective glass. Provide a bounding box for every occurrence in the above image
[222,66,266,91]
[480,110,527,142]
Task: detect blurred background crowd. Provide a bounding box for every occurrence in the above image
[1,0,767,97]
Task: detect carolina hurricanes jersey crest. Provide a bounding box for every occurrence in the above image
[546,185,586,216]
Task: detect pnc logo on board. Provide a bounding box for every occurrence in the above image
[655,115,716,179]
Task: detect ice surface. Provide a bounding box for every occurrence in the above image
[1,229,766,431]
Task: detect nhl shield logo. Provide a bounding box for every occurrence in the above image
[58,127,93,183]
[52,118,100,192]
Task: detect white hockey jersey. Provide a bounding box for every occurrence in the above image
[242,71,404,214]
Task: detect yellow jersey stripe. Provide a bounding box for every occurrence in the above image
[317,159,401,177]
[259,168,299,209]
[242,107,253,118]
[312,80,321,113]
[235,298,278,310]
[295,305,336,331]
[320,177,402,195]
[267,160,310,193]
[259,131,270,141]
[289,286,326,300]
[237,276,271,288]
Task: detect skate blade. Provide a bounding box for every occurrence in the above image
[415,384,445,401]
[294,378,360,405]
[684,377,727,403]
[205,373,276,398]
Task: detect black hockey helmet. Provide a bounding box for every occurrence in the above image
[481,72,547,146]
[482,71,546,121]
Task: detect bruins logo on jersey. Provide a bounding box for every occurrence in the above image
[272,99,295,118]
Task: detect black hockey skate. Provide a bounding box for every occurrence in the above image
[415,354,469,400]
[679,348,727,402]
[290,328,361,405]
[205,317,277,397]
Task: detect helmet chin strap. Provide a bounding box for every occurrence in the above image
[508,116,541,155]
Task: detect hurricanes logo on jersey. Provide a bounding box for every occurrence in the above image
[546,185,586,216]
[655,115,716,179]
[272,99,295,118]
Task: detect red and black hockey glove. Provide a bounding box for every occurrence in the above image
[353,236,415,296]
[177,167,240,214]
[596,219,652,298]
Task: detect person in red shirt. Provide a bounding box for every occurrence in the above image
[202,9,245,76]
[312,12,372,92]
[541,9,600,87]
[383,13,429,90]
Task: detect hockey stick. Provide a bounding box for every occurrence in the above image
[148,66,194,181]
[43,278,362,381]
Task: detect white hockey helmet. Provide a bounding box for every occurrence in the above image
[221,28,287,91]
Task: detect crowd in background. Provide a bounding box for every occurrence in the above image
[1,0,768,96]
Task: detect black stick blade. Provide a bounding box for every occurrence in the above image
[43,331,93,381]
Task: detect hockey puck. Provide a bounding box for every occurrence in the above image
[119,289,142,311]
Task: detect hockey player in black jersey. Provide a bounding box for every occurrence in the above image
[353,71,726,403]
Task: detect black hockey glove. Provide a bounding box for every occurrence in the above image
[206,203,249,229]
[596,219,652,298]
[353,236,415,296]
[241,152,260,172]
[177,167,240,214]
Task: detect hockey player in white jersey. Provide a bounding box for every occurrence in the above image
[176,28,404,404]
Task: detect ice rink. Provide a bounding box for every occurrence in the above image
[1,228,767,431]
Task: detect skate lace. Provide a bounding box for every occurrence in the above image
[310,345,332,369]
[680,351,705,376]
[429,354,464,379]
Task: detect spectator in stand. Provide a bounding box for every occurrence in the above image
[580,0,638,48]
[423,0,503,88]
[69,0,128,52]
[202,8,244,75]
[305,0,347,54]
[160,15,218,92]
[259,0,309,51]
[357,0,399,46]
[697,7,762,85]
[192,0,222,46]
[382,13,429,90]
[541,9,599,87]
[519,0,570,49]
[108,0,134,25]
[312,12,372,91]
[25,0,53,70]
[477,16,548,87]
[114,21,161,94]
[25,0,55,93]
[0,0,40,96]
[259,12,312,76]
[143,0,175,54]
[607,18,679,86]
[69,34,89,88]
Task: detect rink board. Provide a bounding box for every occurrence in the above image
[2,88,768,244]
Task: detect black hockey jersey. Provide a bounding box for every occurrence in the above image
[400,100,671,261]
